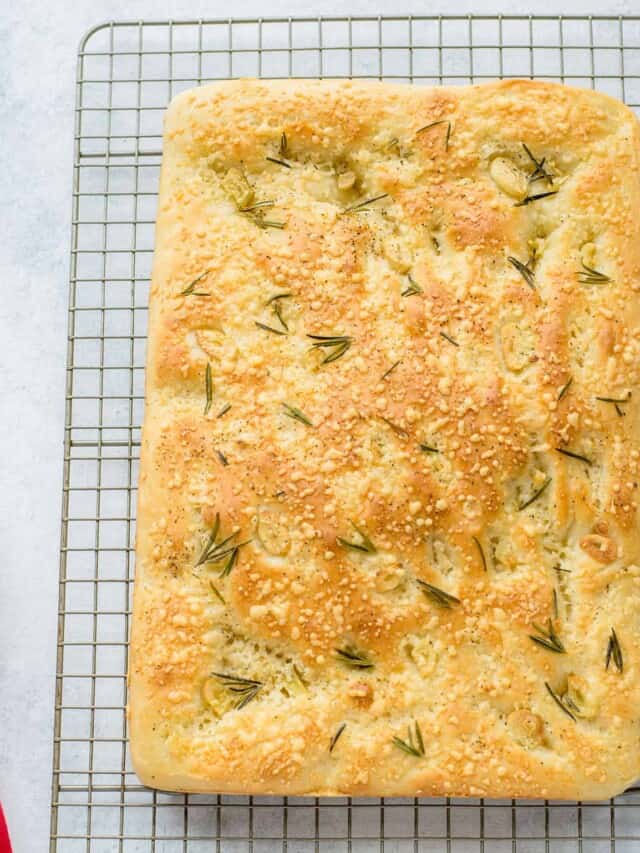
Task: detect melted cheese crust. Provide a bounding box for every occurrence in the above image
[130,79,640,799]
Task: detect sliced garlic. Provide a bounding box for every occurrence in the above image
[507,709,546,747]
[563,673,599,719]
[490,156,528,200]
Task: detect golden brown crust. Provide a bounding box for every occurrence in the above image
[130,78,640,799]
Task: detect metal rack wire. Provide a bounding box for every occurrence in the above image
[51,15,640,852]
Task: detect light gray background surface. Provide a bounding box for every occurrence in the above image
[1,1,638,850]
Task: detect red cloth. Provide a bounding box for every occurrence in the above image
[0,804,12,853]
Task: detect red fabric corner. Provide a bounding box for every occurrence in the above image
[0,804,12,853]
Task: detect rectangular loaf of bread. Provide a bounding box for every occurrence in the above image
[129,78,640,799]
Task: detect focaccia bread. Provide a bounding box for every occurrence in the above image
[129,78,640,799]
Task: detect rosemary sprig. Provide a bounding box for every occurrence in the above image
[329,723,347,753]
[282,402,313,427]
[419,443,439,454]
[576,262,611,284]
[337,522,377,554]
[417,579,460,609]
[381,417,409,439]
[209,581,226,605]
[267,293,291,331]
[216,449,229,467]
[342,193,389,213]
[544,681,576,721]
[213,672,263,710]
[381,360,401,380]
[529,618,566,653]
[507,255,535,289]
[522,143,554,185]
[473,536,487,572]
[195,512,250,574]
[255,320,288,336]
[204,362,213,415]
[556,447,592,466]
[596,392,630,417]
[307,333,352,364]
[416,119,452,150]
[335,645,374,669]
[401,274,423,297]
[518,476,552,511]
[558,377,572,401]
[392,721,425,757]
[440,331,459,347]
[606,628,623,673]
[180,271,209,296]
[217,402,231,418]
[514,190,558,207]
[266,156,292,168]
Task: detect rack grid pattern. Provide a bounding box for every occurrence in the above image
[51,15,640,852]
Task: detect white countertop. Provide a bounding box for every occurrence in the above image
[2,0,637,850]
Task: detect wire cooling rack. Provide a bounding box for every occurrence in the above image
[51,14,640,852]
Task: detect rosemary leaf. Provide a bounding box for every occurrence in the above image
[419,443,439,454]
[216,449,229,467]
[293,664,309,688]
[556,447,592,466]
[558,377,572,401]
[282,403,313,427]
[606,628,623,673]
[342,193,389,214]
[473,536,487,572]
[518,476,552,511]
[381,360,401,380]
[381,416,409,439]
[417,580,460,609]
[240,200,275,212]
[255,320,288,336]
[337,522,377,554]
[514,190,558,207]
[440,331,459,348]
[204,362,213,415]
[217,403,231,418]
[335,645,374,669]
[266,156,292,168]
[259,219,286,230]
[209,581,226,605]
[329,723,347,753]
[279,132,288,157]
